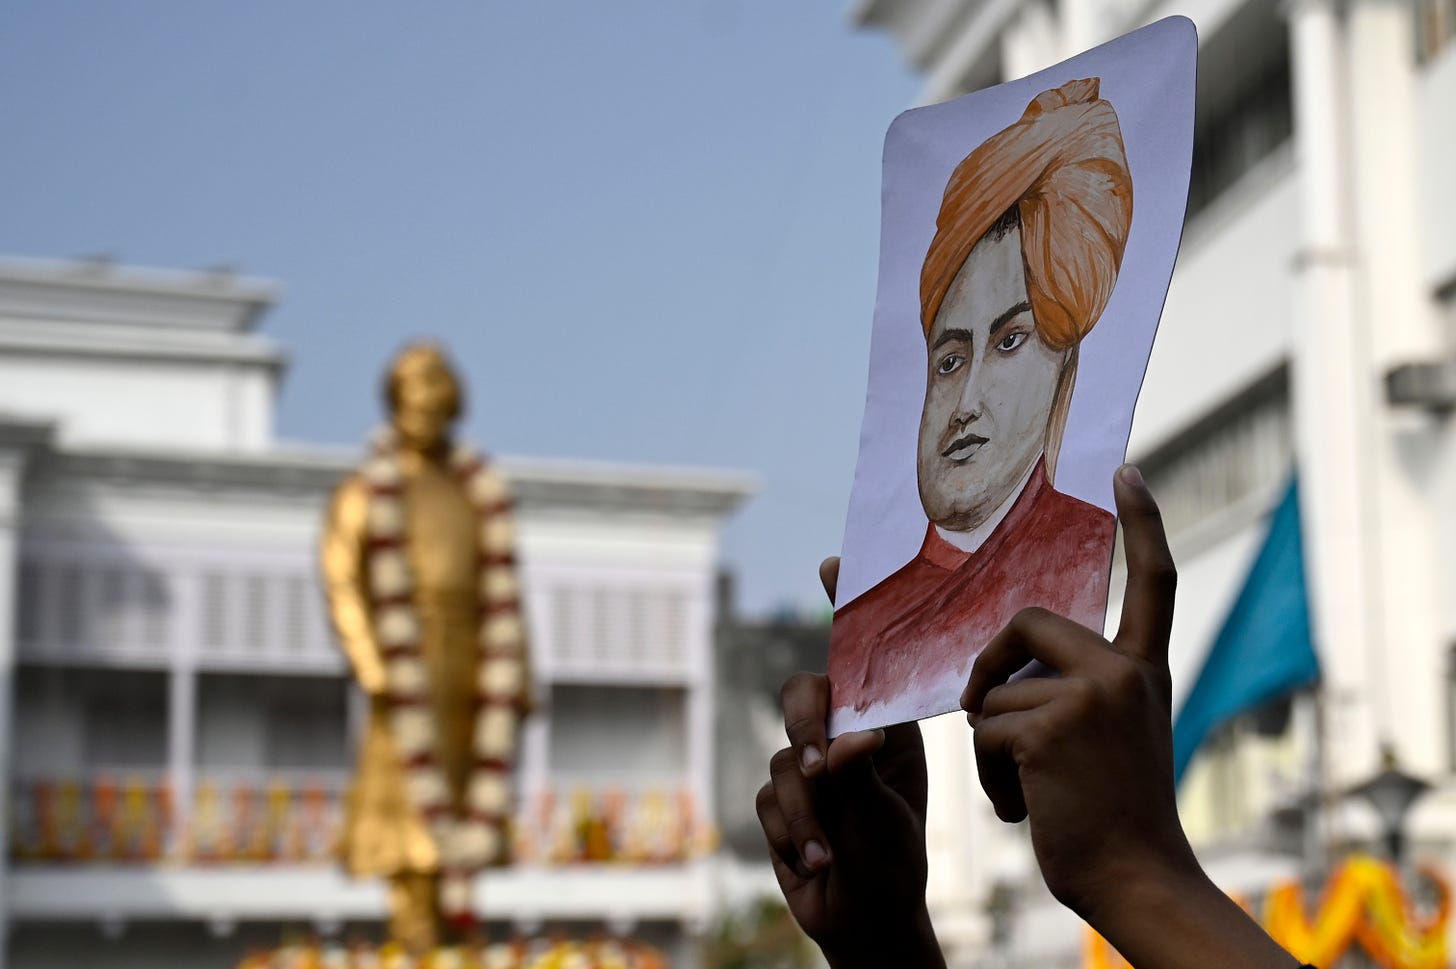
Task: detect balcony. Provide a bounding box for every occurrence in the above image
[12,773,714,867]
[8,774,718,926]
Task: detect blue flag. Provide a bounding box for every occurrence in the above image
[1172,476,1320,783]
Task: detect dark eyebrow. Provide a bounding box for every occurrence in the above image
[930,327,975,352]
[988,300,1033,339]
[929,300,1033,352]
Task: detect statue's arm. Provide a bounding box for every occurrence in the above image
[320,476,387,696]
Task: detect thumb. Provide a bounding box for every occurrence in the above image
[823,730,900,826]
[819,557,841,606]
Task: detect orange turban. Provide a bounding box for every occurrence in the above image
[919,77,1133,350]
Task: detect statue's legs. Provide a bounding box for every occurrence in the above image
[388,872,441,952]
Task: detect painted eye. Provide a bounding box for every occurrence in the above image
[997,331,1027,352]
[937,354,964,375]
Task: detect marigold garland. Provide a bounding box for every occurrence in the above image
[235,940,667,969]
[1264,856,1449,969]
[1083,856,1451,969]
[362,430,530,924]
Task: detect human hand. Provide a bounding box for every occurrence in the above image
[755,558,944,969]
[962,467,1300,969]
[961,465,1189,917]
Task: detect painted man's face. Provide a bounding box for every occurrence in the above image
[391,352,459,451]
[917,223,1069,531]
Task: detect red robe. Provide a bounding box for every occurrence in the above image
[829,460,1115,729]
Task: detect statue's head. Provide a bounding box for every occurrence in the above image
[383,342,464,452]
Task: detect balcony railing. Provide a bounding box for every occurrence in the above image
[8,772,343,865]
[514,785,716,865]
[11,775,715,867]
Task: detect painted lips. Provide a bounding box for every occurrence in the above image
[942,433,988,461]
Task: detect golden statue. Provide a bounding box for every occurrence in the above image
[320,343,531,951]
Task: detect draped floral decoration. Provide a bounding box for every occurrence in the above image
[235,940,667,969]
[360,436,529,924]
[11,778,714,867]
[1264,857,1449,969]
[1084,856,1451,969]
[512,787,717,866]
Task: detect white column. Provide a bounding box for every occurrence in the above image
[0,447,30,969]
[167,573,200,857]
[1343,0,1447,778]
[518,581,551,869]
[998,0,1063,82]
[1059,0,1103,55]
[920,715,986,962]
[1286,0,1382,788]
[686,577,715,854]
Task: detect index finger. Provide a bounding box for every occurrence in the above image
[1111,465,1176,664]
[781,672,830,777]
[961,607,1106,716]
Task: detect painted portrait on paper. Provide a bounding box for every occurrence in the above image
[828,21,1195,734]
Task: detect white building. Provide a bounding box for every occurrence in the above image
[852,0,1456,965]
[0,258,754,968]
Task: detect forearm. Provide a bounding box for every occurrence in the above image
[1086,863,1300,969]
[825,906,946,969]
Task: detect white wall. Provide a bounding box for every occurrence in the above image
[1130,157,1301,452]
[0,356,274,452]
[20,474,329,552]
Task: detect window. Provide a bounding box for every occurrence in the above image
[550,584,690,670]
[17,561,43,644]
[198,673,350,771]
[55,564,86,646]
[1188,57,1294,218]
[263,678,349,770]
[1139,366,1293,539]
[200,572,230,651]
[547,684,687,782]
[81,670,168,769]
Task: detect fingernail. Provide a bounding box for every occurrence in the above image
[1120,465,1145,488]
[800,746,823,771]
[803,840,829,868]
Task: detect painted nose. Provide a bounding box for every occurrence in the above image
[953,359,985,426]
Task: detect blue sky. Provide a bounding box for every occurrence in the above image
[0,2,918,617]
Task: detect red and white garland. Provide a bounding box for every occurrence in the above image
[362,431,529,923]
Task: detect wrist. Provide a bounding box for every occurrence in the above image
[1077,846,1206,934]
[825,905,944,969]
[1085,856,1299,969]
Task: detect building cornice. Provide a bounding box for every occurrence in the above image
[0,257,278,334]
[34,444,756,519]
[0,321,288,371]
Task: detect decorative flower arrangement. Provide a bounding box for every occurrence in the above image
[235,940,668,969]
[1086,855,1451,969]
[12,779,717,868]
[513,787,717,866]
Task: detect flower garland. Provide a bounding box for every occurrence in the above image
[1264,856,1449,969]
[363,432,529,923]
[236,940,668,969]
[1084,855,1452,969]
